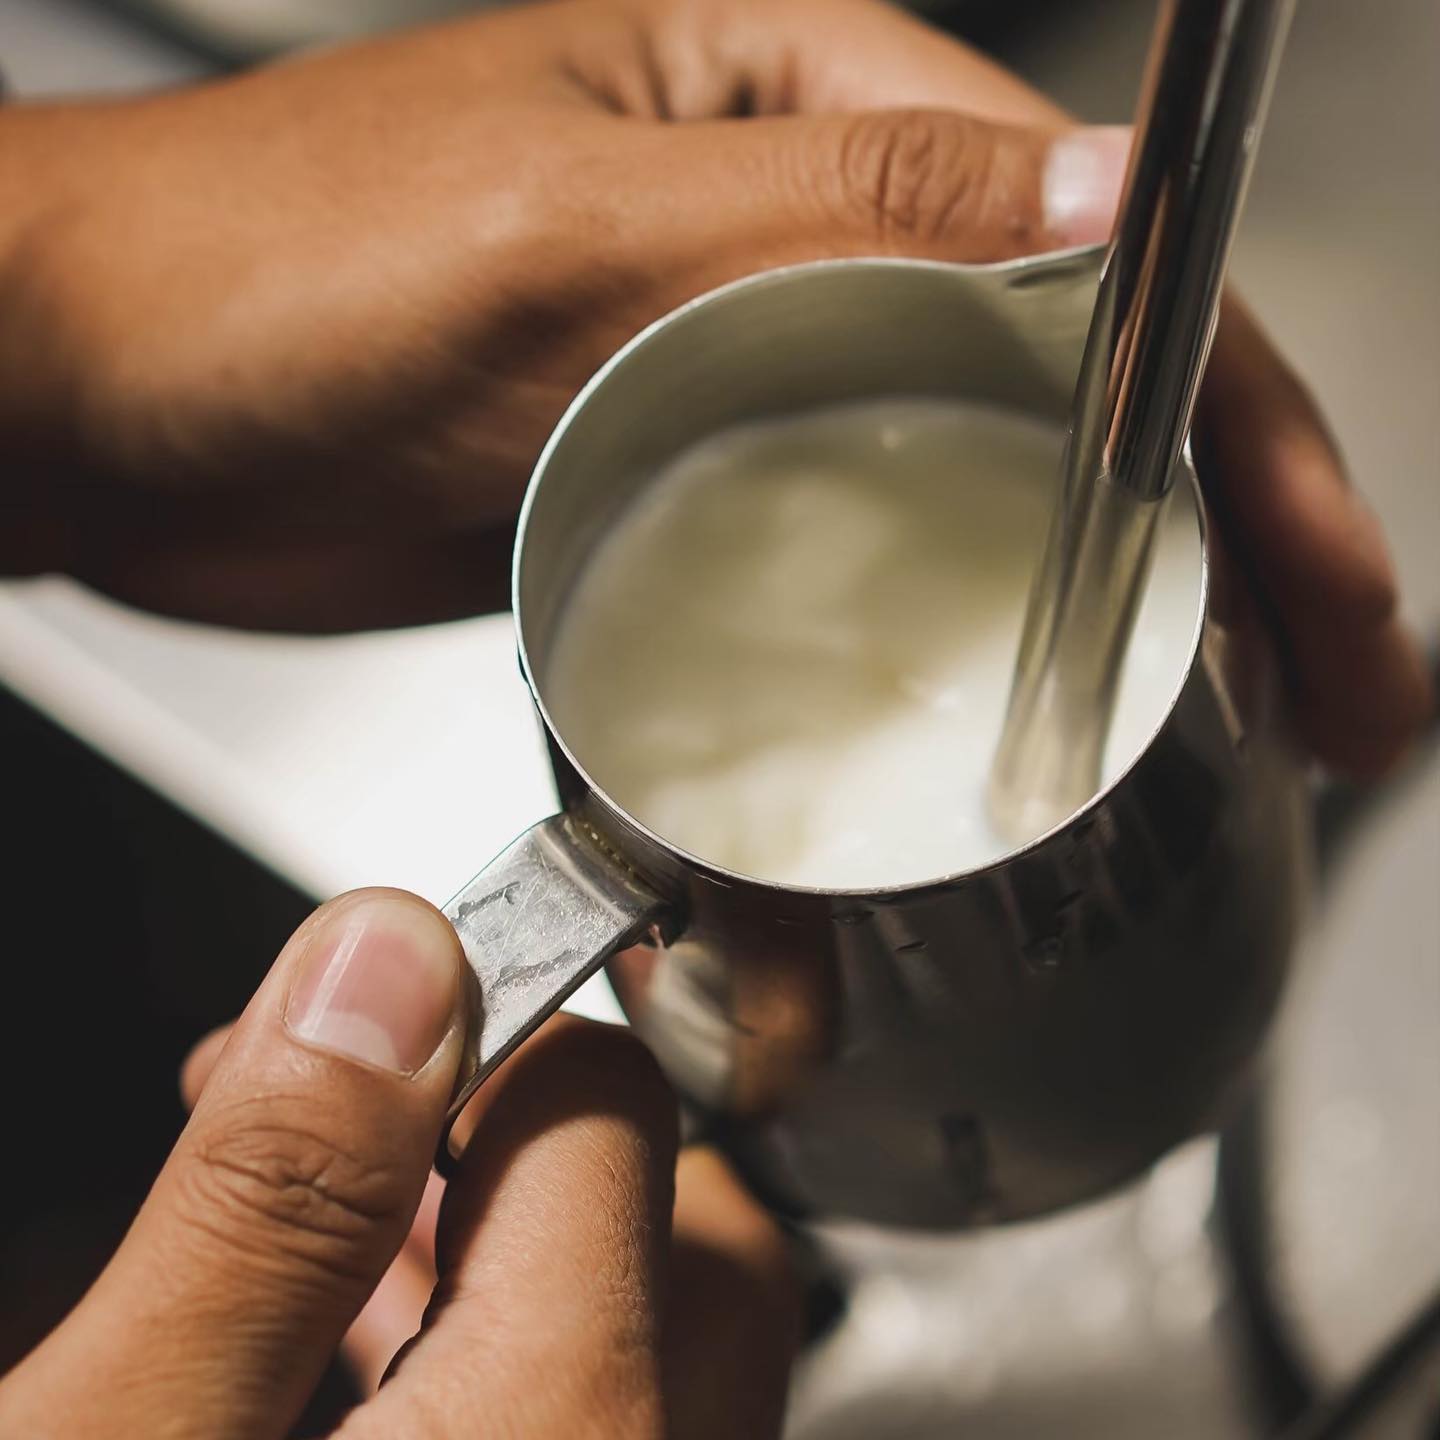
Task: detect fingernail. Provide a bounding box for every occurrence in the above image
[285,894,460,1076]
[1044,125,1132,246]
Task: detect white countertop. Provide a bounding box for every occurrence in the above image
[0,578,628,1021]
[0,580,544,900]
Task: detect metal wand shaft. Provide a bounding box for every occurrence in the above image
[988,0,1295,843]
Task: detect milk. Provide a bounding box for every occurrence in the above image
[544,399,1203,889]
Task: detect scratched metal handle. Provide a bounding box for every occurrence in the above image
[437,814,671,1174]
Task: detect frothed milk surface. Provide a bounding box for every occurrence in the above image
[545,399,1202,888]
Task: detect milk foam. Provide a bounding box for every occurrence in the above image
[545,399,1203,888]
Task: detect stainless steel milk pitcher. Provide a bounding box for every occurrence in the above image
[438,249,1310,1227]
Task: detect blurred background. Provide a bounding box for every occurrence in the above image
[1,0,1436,1434]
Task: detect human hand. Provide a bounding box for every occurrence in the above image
[0,0,1111,628]
[0,888,797,1438]
[0,0,1427,766]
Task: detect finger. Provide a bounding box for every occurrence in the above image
[185,1013,446,1393]
[185,1020,449,1397]
[1290,617,1434,777]
[340,1170,445,1394]
[0,889,467,1440]
[180,1022,233,1105]
[406,1167,446,1270]
[350,1016,679,1438]
[359,1130,800,1435]
[1198,300,1435,776]
[663,1147,801,1440]
[625,108,1128,288]
[343,1244,437,1395]
[184,1019,447,1399]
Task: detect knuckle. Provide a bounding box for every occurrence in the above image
[838,109,991,248]
[174,1097,407,1279]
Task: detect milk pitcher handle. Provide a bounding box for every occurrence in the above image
[436,814,671,1175]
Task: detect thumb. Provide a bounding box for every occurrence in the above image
[653,112,1130,271]
[0,888,467,1440]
